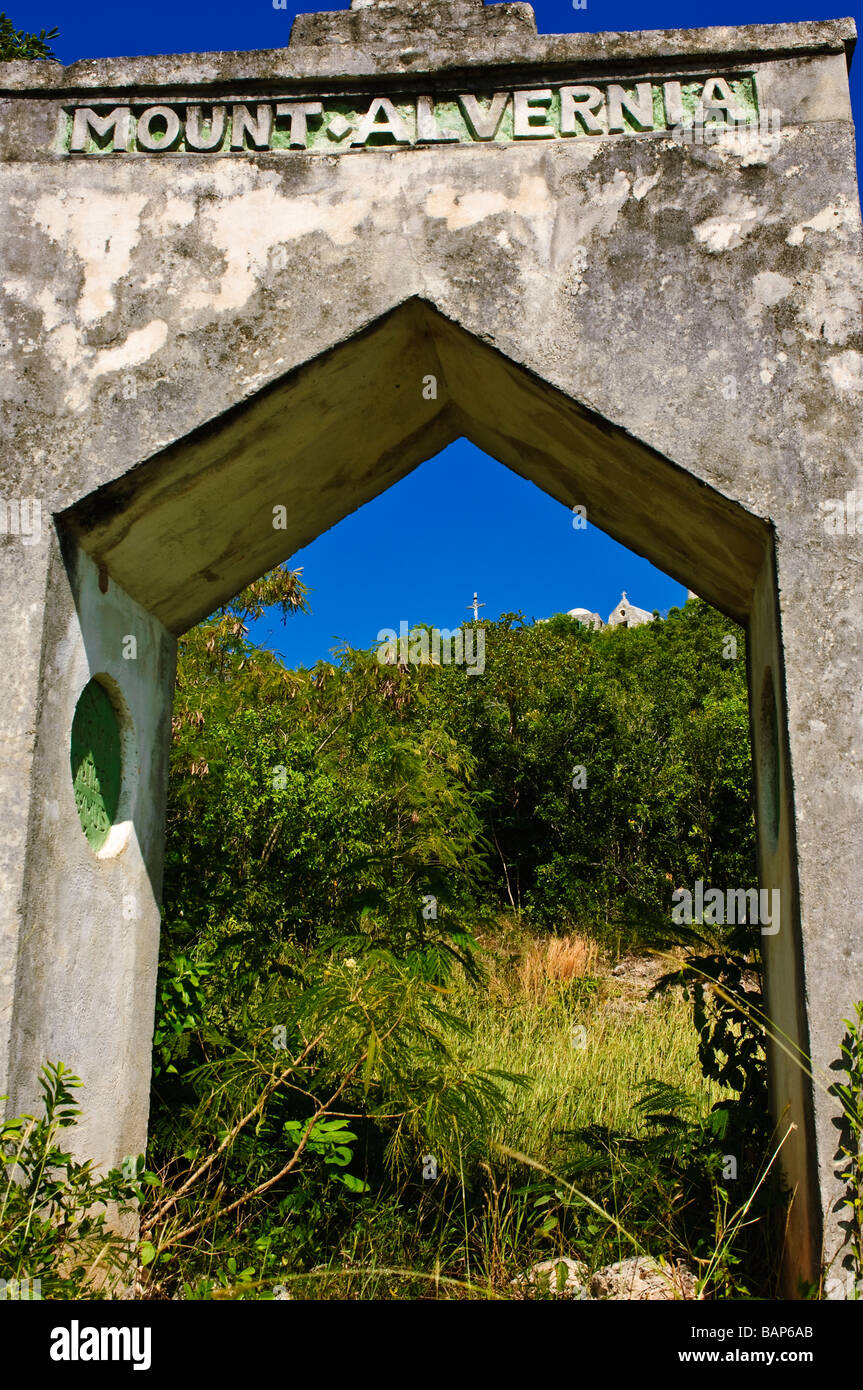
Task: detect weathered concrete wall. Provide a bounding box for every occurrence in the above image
[6,538,175,1169]
[0,1,861,1294]
[0,542,52,1155]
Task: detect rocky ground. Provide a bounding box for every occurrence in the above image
[513,1254,699,1301]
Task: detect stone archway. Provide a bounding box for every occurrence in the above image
[1,1,862,1297]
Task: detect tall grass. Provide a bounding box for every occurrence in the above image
[146,920,784,1300]
[447,925,727,1164]
[249,926,742,1300]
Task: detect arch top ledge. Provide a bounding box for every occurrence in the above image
[0,13,855,93]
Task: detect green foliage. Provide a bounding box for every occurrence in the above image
[0,12,58,60]
[414,602,755,948]
[649,924,788,1295]
[0,1063,147,1296]
[655,924,766,1120]
[832,1002,863,1292]
[152,953,212,1077]
[140,576,768,1297]
[282,1118,367,1192]
[165,593,754,977]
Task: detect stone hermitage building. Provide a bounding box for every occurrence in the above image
[563,591,655,628]
[1,0,862,1298]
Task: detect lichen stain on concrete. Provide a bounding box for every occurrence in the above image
[752,270,794,307]
[2,277,66,335]
[822,348,863,391]
[90,320,169,379]
[44,321,80,380]
[632,172,661,201]
[147,197,196,233]
[30,190,148,325]
[424,174,552,234]
[550,169,632,266]
[796,270,862,346]
[189,184,373,313]
[714,129,781,168]
[786,197,857,246]
[44,318,168,412]
[744,269,794,327]
[34,285,65,332]
[692,195,768,253]
[759,355,782,385]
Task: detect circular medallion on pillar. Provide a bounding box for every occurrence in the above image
[70,678,122,852]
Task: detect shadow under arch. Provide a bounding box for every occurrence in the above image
[60,297,769,632]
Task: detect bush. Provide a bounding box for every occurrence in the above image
[1,1062,145,1298]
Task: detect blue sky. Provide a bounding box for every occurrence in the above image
[16,0,862,666]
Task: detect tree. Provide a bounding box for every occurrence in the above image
[0,13,58,60]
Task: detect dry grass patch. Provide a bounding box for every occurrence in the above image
[517,933,601,1005]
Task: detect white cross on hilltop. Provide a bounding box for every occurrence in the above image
[467,591,486,622]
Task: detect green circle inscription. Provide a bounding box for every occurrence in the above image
[70,680,122,852]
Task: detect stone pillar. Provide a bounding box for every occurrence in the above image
[0,537,53,1138]
[748,550,821,1292]
[767,526,863,1295]
[4,536,176,1174]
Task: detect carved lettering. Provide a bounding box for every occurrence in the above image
[698,76,746,120]
[560,85,605,135]
[69,105,132,152]
[416,94,459,143]
[275,101,324,148]
[185,105,226,151]
[513,88,555,138]
[63,74,760,156]
[457,91,509,140]
[352,96,411,146]
[137,105,182,151]
[231,103,273,150]
[662,81,685,127]
[607,82,655,135]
